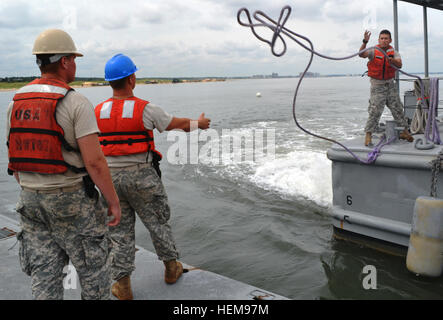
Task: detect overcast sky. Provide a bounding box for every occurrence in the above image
[1,0,442,78]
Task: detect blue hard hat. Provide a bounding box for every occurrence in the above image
[104,53,139,81]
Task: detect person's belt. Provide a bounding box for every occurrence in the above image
[21,182,84,194]
[109,162,152,173]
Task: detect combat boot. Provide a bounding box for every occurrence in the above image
[364,132,372,146]
[164,260,183,284]
[111,275,133,300]
[399,129,414,142]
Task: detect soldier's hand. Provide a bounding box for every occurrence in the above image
[198,113,211,130]
[13,172,20,184]
[387,57,398,67]
[107,203,121,227]
[364,30,371,42]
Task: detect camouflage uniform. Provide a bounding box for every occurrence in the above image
[16,187,112,300]
[365,79,408,134]
[107,162,178,281]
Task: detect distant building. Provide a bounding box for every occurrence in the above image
[1,77,27,82]
[253,73,280,79]
[300,72,320,77]
[82,82,106,87]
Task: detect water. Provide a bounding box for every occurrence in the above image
[1,77,443,299]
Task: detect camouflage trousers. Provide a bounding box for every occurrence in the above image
[16,187,112,300]
[107,163,178,281]
[364,81,408,133]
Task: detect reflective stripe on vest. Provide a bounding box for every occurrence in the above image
[367,45,396,80]
[8,78,85,174]
[95,97,162,159]
[16,84,69,95]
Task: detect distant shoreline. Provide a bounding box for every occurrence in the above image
[3,73,442,92]
[0,78,227,91]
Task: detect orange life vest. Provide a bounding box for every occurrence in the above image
[94,97,162,159]
[367,45,396,80]
[8,78,85,174]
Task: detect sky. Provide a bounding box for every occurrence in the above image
[1,0,442,78]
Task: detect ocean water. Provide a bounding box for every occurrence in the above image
[1,77,443,299]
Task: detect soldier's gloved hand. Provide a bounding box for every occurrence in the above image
[108,202,121,227]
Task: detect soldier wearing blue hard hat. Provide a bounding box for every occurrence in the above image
[105,54,139,81]
[95,53,211,300]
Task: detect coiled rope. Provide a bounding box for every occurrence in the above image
[237,5,428,164]
[410,101,427,134]
[410,80,429,134]
[424,78,441,144]
[412,78,441,148]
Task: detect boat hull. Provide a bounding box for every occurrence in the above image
[327,132,443,254]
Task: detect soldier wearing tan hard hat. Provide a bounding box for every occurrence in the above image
[7,29,121,300]
[32,29,83,67]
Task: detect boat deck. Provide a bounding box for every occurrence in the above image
[0,213,287,300]
[328,126,443,169]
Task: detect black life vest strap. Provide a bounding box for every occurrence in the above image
[99,131,152,137]
[9,157,86,174]
[99,131,153,146]
[100,137,152,146]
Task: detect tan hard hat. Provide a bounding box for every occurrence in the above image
[32,29,83,57]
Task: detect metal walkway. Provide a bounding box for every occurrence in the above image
[0,213,287,300]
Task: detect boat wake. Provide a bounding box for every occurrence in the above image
[250,150,332,208]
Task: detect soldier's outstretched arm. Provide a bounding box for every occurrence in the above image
[166,113,211,132]
[77,133,121,226]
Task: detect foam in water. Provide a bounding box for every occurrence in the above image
[197,121,334,207]
[250,150,333,207]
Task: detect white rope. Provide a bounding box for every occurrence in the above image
[410,100,426,134]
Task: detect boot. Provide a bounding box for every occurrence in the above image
[399,129,414,142]
[364,132,372,146]
[111,275,133,300]
[164,260,183,284]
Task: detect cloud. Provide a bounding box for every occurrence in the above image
[0,0,442,77]
[0,1,62,29]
